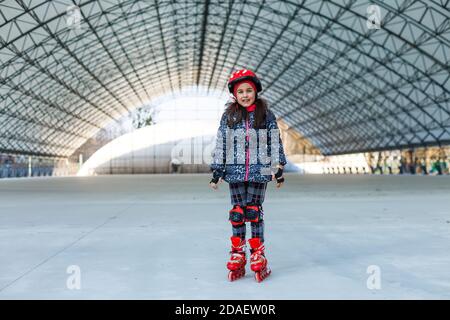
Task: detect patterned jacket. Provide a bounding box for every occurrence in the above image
[210,107,287,183]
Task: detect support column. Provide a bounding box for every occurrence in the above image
[28,156,32,177]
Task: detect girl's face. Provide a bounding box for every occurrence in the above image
[235,82,256,107]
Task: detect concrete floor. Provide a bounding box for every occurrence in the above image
[0,173,449,299]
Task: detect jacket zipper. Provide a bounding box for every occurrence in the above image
[245,117,250,181]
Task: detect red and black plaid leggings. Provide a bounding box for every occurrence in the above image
[229,181,268,242]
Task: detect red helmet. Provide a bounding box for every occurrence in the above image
[227,69,262,94]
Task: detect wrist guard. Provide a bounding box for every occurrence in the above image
[274,167,284,183]
[210,169,223,184]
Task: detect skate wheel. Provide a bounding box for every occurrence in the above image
[255,268,271,282]
[228,268,245,281]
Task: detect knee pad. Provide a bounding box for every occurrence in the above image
[245,204,263,223]
[229,205,245,226]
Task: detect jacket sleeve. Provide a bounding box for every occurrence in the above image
[210,112,228,176]
[267,110,287,166]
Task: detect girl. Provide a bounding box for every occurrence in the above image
[209,69,287,282]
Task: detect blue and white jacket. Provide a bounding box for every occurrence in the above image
[210,107,287,183]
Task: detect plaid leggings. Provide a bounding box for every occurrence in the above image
[229,182,268,242]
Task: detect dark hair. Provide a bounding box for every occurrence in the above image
[225,97,269,129]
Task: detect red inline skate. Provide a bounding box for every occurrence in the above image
[227,236,247,281]
[248,237,271,282]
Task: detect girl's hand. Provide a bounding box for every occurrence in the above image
[210,178,223,190]
[272,166,285,189]
[271,174,284,188]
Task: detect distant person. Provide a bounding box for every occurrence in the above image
[430,157,441,175]
[386,156,393,174]
[420,158,427,175]
[437,158,444,175]
[170,158,182,173]
[440,157,448,175]
[410,157,418,175]
[399,156,406,174]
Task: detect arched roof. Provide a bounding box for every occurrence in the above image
[0,0,449,157]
